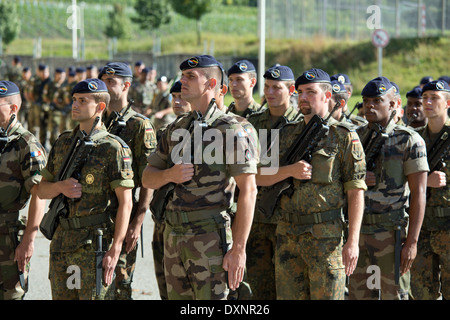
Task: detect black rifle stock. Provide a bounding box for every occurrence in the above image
[427,125,450,173]
[257,102,341,219]
[361,111,396,172]
[106,99,134,136]
[149,109,204,224]
[394,225,402,285]
[10,226,26,290]
[39,117,100,240]
[0,114,16,154]
[95,228,105,296]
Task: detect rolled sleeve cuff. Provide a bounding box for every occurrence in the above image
[41,168,55,182]
[228,161,258,177]
[110,179,135,190]
[147,151,168,170]
[344,179,367,193]
[404,159,429,176]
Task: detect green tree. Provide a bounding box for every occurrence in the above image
[0,1,21,51]
[104,3,132,39]
[169,0,221,45]
[132,0,171,31]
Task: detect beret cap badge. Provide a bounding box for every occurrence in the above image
[188,57,199,68]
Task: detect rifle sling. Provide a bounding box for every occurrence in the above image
[59,213,112,230]
[425,206,450,218]
[363,209,406,225]
[282,208,343,225]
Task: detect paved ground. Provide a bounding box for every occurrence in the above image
[21,201,160,300]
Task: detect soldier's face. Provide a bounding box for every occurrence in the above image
[263,80,292,110]
[422,91,450,120]
[72,93,100,122]
[362,93,395,126]
[406,97,425,123]
[101,74,127,101]
[297,83,330,118]
[171,92,191,116]
[228,73,254,100]
[0,100,13,129]
[180,69,209,103]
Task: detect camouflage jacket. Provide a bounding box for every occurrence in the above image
[357,121,429,215]
[129,81,156,112]
[41,125,134,253]
[226,99,261,118]
[148,102,258,213]
[0,122,47,213]
[417,118,450,230]
[103,107,157,184]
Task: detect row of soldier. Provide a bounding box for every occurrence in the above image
[1,56,175,152]
[0,54,448,300]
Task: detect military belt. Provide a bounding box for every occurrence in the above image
[363,209,406,225]
[59,213,111,230]
[425,206,450,218]
[283,208,343,225]
[0,212,19,224]
[165,207,228,225]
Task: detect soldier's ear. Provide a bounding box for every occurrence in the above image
[97,102,106,112]
[10,104,19,114]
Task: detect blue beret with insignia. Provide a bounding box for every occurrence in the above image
[406,86,422,99]
[170,81,182,93]
[422,80,450,94]
[180,55,221,71]
[0,80,20,97]
[71,78,108,96]
[264,65,294,81]
[330,80,347,95]
[295,68,330,88]
[330,73,351,85]
[98,62,133,79]
[361,76,394,97]
[438,75,450,85]
[227,60,256,76]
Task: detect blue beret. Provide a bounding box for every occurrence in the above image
[330,73,351,85]
[69,71,76,77]
[438,76,450,85]
[227,60,256,76]
[142,67,150,73]
[295,68,330,88]
[71,79,108,96]
[361,76,394,97]
[98,62,133,79]
[38,64,48,71]
[391,81,400,96]
[87,65,96,70]
[135,61,143,66]
[0,80,20,97]
[22,67,30,72]
[406,86,422,99]
[55,68,64,73]
[263,65,294,81]
[180,55,221,71]
[420,76,433,85]
[170,80,182,93]
[76,67,86,73]
[330,80,347,95]
[422,80,450,94]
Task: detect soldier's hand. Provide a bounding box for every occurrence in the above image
[60,178,82,199]
[365,171,376,186]
[290,160,312,180]
[342,240,359,276]
[223,247,246,291]
[400,242,417,276]
[169,163,194,184]
[427,171,447,188]
[102,246,121,286]
[14,240,34,272]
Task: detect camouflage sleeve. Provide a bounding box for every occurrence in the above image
[226,122,258,177]
[147,126,169,170]
[403,131,429,175]
[21,138,47,193]
[109,138,135,190]
[133,117,157,181]
[339,129,367,193]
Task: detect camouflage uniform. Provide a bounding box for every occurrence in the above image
[148,89,175,130]
[62,80,78,131]
[103,107,157,300]
[246,105,298,300]
[147,103,258,300]
[51,81,69,138]
[41,125,134,300]
[275,116,367,300]
[226,99,261,118]
[410,118,450,300]
[17,76,32,130]
[129,80,156,114]
[349,121,429,300]
[42,79,64,146]
[0,122,47,300]
[32,76,51,147]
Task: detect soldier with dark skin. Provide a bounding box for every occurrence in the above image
[405,86,427,129]
[0,81,47,300]
[37,79,134,300]
[349,77,428,300]
[410,80,450,300]
[143,55,258,300]
[99,62,157,299]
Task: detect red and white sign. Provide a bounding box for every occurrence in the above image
[372,29,390,48]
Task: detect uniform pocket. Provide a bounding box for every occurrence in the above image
[311,148,336,184]
[208,256,225,274]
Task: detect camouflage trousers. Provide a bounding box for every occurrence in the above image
[410,229,450,300]
[152,220,168,300]
[275,231,345,300]
[113,241,137,300]
[246,221,276,300]
[49,245,114,300]
[348,228,410,300]
[163,211,231,300]
[0,231,28,300]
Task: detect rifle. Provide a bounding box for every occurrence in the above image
[39,117,100,240]
[10,225,26,290]
[106,99,134,136]
[0,114,16,153]
[405,113,418,127]
[361,111,396,172]
[149,109,204,224]
[394,225,402,285]
[426,125,450,173]
[95,228,106,296]
[256,102,341,219]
